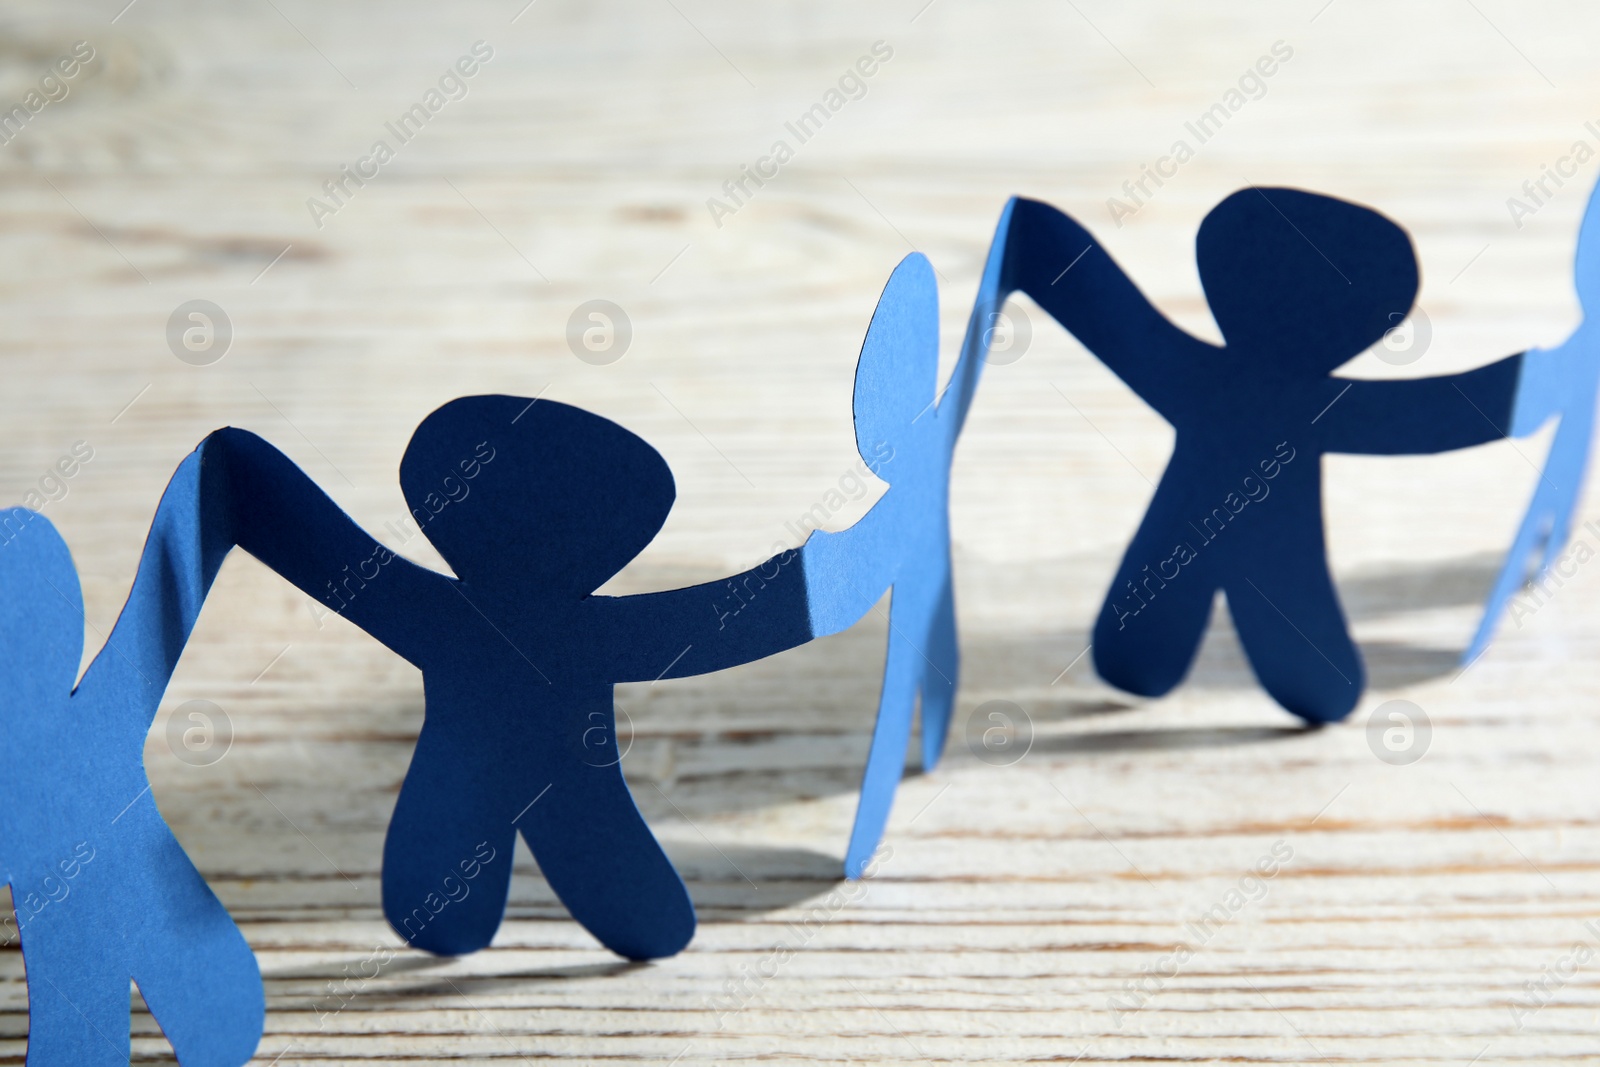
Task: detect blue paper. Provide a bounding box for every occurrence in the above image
[935,189,1530,726]
[798,254,956,879]
[209,280,960,964]
[199,254,951,950]
[6,177,1593,1040]
[1465,176,1600,662]
[0,450,262,1065]
[212,404,820,960]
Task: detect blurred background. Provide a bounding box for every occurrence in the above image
[1,1,1598,1062]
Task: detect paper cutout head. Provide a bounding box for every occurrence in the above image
[1198,188,1419,366]
[850,257,942,465]
[399,396,675,601]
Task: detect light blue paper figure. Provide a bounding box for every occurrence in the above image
[805,252,981,879]
[0,449,262,1066]
[1466,175,1600,662]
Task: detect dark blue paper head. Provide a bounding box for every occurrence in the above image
[1199,187,1418,370]
[399,395,675,599]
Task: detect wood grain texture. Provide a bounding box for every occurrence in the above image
[1,0,1599,1062]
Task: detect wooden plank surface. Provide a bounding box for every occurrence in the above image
[2,0,1600,1062]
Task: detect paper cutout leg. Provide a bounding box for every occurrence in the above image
[125,809,264,1067]
[1224,541,1363,722]
[1465,389,1594,664]
[513,704,695,961]
[381,715,518,956]
[844,544,960,881]
[919,564,959,770]
[21,916,128,1067]
[380,683,692,961]
[1090,457,1224,696]
[1093,554,1218,701]
[16,823,257,1067]
[843,580,940,879]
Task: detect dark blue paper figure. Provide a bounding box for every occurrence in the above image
[1466,175,1600,661]
[210,392,876,960]
[0,450,262,1065]
[962,188,1557,723]
[796,254,955,879]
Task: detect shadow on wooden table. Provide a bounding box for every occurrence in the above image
[625,553,1496,832]
[1027,724,1311,756]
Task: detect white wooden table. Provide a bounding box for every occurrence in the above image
[1,0,1598,1062]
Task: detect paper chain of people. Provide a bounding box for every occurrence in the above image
[8,183,1598,1064]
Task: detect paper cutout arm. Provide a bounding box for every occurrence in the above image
[589,547,816,683]
[1318,355,1525,455]
[939,201,1017,437]
[207,427,454,666]
[71,449,231,729]
[996,197,1209,411]
[604,251,949,686]
[799,498,903,637]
